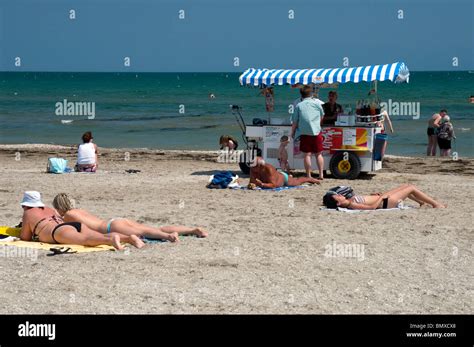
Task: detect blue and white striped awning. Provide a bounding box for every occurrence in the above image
[239,62,409,86]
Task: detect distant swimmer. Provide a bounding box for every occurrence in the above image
[209,93,216,99]
[260,86,274,112]
[470,95,474,104]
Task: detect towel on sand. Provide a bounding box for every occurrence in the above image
[0,226,114,252]
[319,206,413,213]
[233,185,306,192]
[0,226,21,237]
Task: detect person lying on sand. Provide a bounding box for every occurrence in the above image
[20,191,144,250]
[322,184,446,210]
[52,193,208,242]
[249,157,320,189]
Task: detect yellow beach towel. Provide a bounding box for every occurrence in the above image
[0,226,114,253]
[0,226,21,237]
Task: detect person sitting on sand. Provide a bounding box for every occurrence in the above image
[278,135,291,172]
[322,184,446,210]
[249,157,320,189]
[20,191,144,250]
[52,193,208,242]
[76,131,98,172]
[219,135,238,151]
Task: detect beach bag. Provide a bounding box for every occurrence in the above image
[437,123,451,140]
[328,186,354,199]
[47,158,68,174]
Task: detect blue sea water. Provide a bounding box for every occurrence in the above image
[0,71,472,157]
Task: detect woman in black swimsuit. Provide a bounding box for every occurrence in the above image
[323,184,446,210]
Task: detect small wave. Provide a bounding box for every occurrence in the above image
[94,114,204,122]
[160,125,218,132]
[457,127,471,131]
[126,125,218,133]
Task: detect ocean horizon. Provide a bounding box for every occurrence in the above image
[1,71,473,157]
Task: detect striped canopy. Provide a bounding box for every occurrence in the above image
[239,62,409,87]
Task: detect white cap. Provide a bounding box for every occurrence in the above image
[20,191,45,208]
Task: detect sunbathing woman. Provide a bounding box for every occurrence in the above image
[20,191,144,250]
[322,184,446,210]
[52,193,208,242]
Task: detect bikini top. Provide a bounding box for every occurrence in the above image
[352,195,366,204]
[32,215,63,241]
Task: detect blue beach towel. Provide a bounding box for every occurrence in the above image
[233,185,305,192]
[142,234,198,244]
[143,237,167,244]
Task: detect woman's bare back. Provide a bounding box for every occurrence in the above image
[22,207,62,242]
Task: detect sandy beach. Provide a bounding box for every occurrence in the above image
[0,144,472,314]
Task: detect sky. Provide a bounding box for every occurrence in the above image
[0,0,473,72]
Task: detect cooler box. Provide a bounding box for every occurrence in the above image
[373,133,388,161]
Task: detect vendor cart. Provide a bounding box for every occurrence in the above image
[234,61,410,179]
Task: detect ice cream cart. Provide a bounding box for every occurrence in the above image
[234,62,410,179]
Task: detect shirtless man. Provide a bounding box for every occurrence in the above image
[249,157,320,189]
[20,191,144,250]
[427,109,447,156]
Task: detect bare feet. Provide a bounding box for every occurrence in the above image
[193,227,209,238]
[167,232,179,243]
[129,235,145,249]
[111,233,125,251]
[310,178,321,185]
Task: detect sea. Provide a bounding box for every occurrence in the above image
[0,71,472,157]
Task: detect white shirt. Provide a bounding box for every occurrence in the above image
[77,142,96,165]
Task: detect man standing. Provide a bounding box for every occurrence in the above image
[322,91,343,125]
[291,86,325,179]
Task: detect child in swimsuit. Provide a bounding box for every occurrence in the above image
[278,135,290,172]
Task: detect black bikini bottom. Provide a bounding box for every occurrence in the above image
[382,197,389,209]
[51,222,82,243]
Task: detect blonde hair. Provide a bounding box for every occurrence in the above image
[52,193,74,214]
